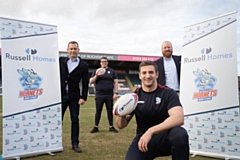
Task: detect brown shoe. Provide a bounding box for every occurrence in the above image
[72,145,82,153]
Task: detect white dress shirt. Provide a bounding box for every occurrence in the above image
[163,56,179,91]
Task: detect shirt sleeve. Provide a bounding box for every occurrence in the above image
[91,70,96,78]
[113,70,118,79]
[166,90,182,110]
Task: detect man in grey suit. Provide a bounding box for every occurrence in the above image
[154,41,181,92]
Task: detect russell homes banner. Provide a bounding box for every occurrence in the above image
[0,17,62,159]
[181,11,240,159]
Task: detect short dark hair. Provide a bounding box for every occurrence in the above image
[100,57,108,62]
[139,60,158,73]
[67,41,79,48]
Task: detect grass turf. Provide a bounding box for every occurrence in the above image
[0,96,220,160]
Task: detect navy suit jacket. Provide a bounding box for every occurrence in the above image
[154,55,181,86]
[59,56,89,101]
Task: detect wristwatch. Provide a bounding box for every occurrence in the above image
[114,92,118,95]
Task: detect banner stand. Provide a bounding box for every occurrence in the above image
[191,151,240,160]
[0,17,62,159]
[181,11,240,159]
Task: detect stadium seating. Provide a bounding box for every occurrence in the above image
[118,74,131,95]
[118,74,141,95]
[126,74,141,90]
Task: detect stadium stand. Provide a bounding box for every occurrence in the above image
[126,74,141,91]
[117,74,131,95]
[87,74,140,95]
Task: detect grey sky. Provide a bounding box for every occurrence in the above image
[0,0,239,72]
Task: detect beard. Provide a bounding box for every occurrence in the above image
[162,50,172,58]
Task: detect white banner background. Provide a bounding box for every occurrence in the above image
[0,17,62,159]
[181,12,240,159]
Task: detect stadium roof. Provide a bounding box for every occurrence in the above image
[60,51,160,71]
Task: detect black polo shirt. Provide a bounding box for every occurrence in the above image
[91,67,117,95]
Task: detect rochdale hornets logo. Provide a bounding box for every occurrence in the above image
[193,69,217,101]
[17,68,43,100]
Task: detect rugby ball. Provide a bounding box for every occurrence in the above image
[96,68,106,76]
[113,93,138,116]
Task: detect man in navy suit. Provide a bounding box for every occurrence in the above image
[59,41,89,153]
[154,41,181,92]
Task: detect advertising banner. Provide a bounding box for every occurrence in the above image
[0,17,62,159]
[59,51,160,62]
[181,12,240,159]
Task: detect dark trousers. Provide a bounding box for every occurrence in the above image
[94,94,113,126]
[62,93,80,146]
[125,127,189,160]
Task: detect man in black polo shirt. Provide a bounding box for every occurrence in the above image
[90,57,119,133]
[116,61,189,160]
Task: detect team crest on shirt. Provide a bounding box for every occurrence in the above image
[155,97,161,104]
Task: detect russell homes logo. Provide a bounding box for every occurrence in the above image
[193,69,217,102]
[5,48,56,62]
[17,68,43,100]
[184,47,233,63]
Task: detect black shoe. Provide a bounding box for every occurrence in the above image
[109,126,118,133]
[90,127,99,133]
[72,145,82,153]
